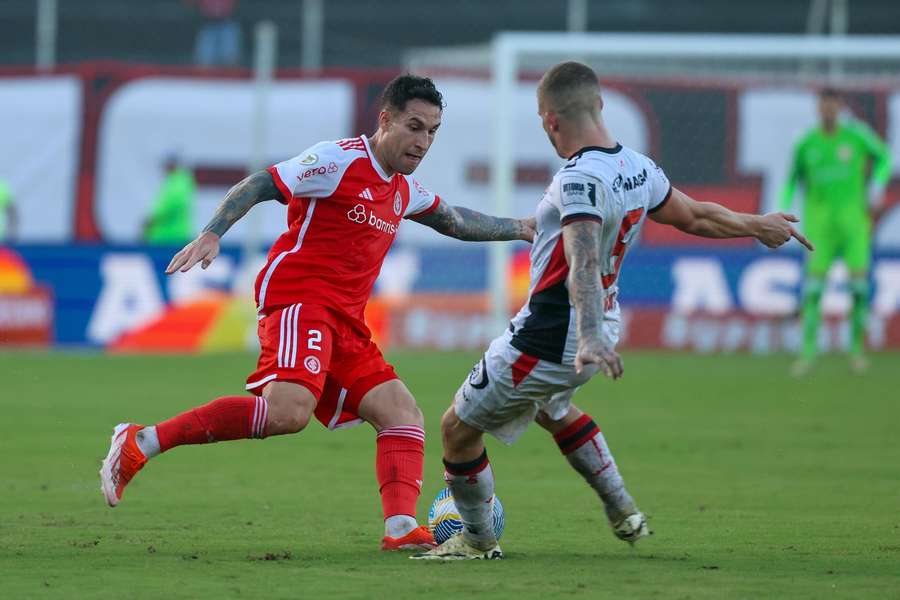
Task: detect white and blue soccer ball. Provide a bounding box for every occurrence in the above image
[427,487,505,544]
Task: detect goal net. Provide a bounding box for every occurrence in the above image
[408,33,900,352]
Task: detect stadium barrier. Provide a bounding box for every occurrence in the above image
[10,244,900,352]
[1,64,899,246]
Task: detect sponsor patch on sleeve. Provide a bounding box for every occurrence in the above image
[560,176,597,207]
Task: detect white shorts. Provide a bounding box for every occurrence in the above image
[453,330,607,445]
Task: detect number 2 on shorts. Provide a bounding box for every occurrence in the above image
[307,329,322,351]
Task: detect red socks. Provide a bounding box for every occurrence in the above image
[375,426,425,519]
[157,396,268,452]
[155,401,424,521]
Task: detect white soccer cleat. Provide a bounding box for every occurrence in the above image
[99,423,148,507]
[611,512,651,546]
[410,533,503,561]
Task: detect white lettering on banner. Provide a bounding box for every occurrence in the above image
[660,313,890,353]
[737,90,817,217]
[397,79,648,245]
[873,260,900,315]
[821,262,851,315]
[0,77,81,242]
[404,309,490,350]
[671,258,733,314]
[96,79,353,243]
[87,254,164,343]
[0,297,52,328]
[375,249,420,298]
[167,255,235,305]
[738,258,801,315]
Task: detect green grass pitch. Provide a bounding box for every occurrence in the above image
[2,350,899,599]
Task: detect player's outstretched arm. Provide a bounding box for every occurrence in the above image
[411,200,536,242]
[650,187,814,251]
[562,219,623,379]
[166,170,280,274]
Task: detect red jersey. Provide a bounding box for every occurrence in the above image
[256,135,440,327]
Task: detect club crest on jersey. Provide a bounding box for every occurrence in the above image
[561,177,597,207]
[612,168,648,193]
[468,357,489,389]
[393,192,403,216]
[299,153,318,165]
[304,356,321,374]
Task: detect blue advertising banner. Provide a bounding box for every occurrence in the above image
[8,244,900,349]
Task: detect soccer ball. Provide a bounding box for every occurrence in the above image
[427,487,505,544]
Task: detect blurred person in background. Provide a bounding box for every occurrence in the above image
[0,179,16,244]
[780,87,892,376]
[143,154,196,245]
[185,0,242,67]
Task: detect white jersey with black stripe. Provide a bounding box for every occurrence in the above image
[509,144,672,364]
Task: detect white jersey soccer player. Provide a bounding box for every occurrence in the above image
[416,61,811,561]
[455,143,670,444]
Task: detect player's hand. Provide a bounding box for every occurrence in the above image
[165,231,221,274]
[756,213,814,251]
[519,216,537,243]
[575,338,623,380]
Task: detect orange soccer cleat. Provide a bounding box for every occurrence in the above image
[99,423,148,507]
[382,525,436,551]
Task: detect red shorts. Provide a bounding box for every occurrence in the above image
[245,303,398,430]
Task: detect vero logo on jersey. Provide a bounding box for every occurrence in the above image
[346,203,398,235]
[297,162,339,183]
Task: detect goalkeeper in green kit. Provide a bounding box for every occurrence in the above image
[780,88,892,375]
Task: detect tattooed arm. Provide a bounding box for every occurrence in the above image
[166,170,280,274]
[561,219,623,379]
[411,200,536,242]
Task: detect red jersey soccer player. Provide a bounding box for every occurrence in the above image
[99,75,535,551]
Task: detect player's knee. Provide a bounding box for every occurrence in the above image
[264,383,316,435]
[535,406,583,434]
[277,408,312,434]
[358,380,424,429]
[389,396,423,427]
[534,410,555,431]
[440,407,477,453]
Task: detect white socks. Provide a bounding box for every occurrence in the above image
[135,426,161,459]
[384,514,418,538]
[443,451,497,549]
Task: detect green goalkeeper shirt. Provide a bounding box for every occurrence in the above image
[146,167,196,244]
[779,120,891,223]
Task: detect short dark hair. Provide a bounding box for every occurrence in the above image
[537,61,601,119]
[819,86,842,100]
[380,74,445,112]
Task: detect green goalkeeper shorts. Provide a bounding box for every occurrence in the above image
[805,217,871,275]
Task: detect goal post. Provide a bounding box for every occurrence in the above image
[488,32,900,333]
